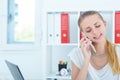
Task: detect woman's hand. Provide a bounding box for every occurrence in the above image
[80,36,92,60]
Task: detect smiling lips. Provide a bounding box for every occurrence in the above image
[93,33,102,39]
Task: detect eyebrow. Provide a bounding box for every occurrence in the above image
[94,22,98,25]
[85,22,99,30]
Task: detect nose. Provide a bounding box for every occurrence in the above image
[92,28,97,35]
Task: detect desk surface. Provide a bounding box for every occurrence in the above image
[46,73,71,79]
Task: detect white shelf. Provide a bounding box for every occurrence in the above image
[46,73,71,80]
[46,43,78,46]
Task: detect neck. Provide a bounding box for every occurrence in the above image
[93,39,106,54]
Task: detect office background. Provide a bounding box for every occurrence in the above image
[0,0,120,80]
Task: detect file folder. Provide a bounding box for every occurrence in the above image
[61,13,69,43]
[115,12,120,43]
[47,13,54,44]
[54,13,61,44]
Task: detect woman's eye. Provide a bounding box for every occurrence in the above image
[96,25,101,28]
[86,29,91,33]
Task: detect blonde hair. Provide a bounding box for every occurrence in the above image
[106,40,120,74]
[78,11,120,74]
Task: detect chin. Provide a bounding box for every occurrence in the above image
[93,34,106,43]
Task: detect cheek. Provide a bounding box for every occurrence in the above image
[99,26,106,33]
[102,27,106,33]
[100,28,106,37]
[103,30,106,36]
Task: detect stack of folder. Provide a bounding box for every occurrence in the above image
[47,12,69,44]
[47,12,78,45]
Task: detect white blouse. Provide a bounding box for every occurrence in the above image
[68,46,120,80]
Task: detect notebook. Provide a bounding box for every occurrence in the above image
[5,60,25,80]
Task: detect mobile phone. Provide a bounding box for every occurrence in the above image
[82,32,96,53]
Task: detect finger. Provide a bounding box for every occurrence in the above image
[80,37,86,43]
[80,38,90,48]
[80,40,87,47]
[85,41,93,51]
[85,42,91,47]
[80,37,88,45]
[83,40,88,45]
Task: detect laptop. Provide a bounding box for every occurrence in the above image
[5,60,25,80]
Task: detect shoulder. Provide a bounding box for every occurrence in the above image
[68,47,84,69]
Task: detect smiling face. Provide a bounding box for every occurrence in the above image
[80,14,106,43]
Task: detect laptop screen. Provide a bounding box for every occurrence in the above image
[5,60,25,80]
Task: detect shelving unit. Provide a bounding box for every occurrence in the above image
[45,11,79,80]
[44,10,120,80]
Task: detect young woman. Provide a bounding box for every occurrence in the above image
[69,11,120,80]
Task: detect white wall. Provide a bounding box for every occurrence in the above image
[44,0,120,11]
[0,0,45,79]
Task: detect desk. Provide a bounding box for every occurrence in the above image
[46,73,71,80]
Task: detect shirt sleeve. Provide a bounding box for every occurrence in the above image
[68,47,84,69]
